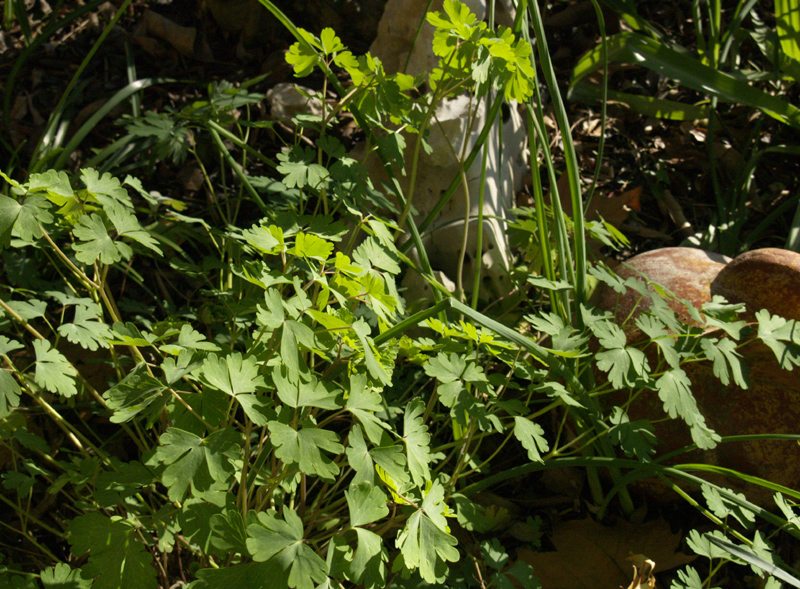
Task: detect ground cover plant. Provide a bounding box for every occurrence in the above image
[2,0,800,588]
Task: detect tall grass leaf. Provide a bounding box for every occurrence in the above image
[776,0,800,62]
[570,82,709,121]
[571,31,800,129]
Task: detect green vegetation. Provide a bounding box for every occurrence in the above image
[1,0,800,587]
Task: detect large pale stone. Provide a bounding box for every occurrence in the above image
[367,0,526,300]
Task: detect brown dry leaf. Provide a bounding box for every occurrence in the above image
[552,171,641,229]
[515,517,694,589]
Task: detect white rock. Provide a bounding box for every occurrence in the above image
[366,0,527,301]
[266,83,324,122]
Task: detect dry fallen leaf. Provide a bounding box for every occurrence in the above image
[515,516,694,589]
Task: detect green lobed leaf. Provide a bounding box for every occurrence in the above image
[349,528,389,589]
[272,365,340,409]
[73,213,129,265]
[246,507,329,589]
[81,168,133,209]
[513,417,549,463]
[0,195,19,247]
[286,29,321,77]
[269,421,343,481]
[345,373,389,444]
[103,364,168,424]
[33,339,78,397]
[346,425,408,487]
[290,232,333,261]
[607,407,656,460]
[670,566,715,589]
[700,338,748,388]
[636,314,680,368]
[351,320,391,385]
[210,507,252,557]
[39,563,93,589]
[105,204,162,255]
[57,303,113,351]
[202,352,266,396]
[394,481,459,584]
[68,513,157,589]
[12,194,54,242]
[0,371,21,419]
[655,368,720,449]
[346,481,389,527]
[701,484,756,528]
[155,427,241,502]
[403,399,432,488]
[756,310,800,370]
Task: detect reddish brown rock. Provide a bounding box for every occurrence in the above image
[591,247,800,504]
[711,247,800,322]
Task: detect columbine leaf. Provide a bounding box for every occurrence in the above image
[68,513,157,589]
[57,303,113,351]
[671,566,712,589]
[202,352,266,396]
[636,313,680,368]
[105,205,162,255]
[12,194,54,242]
[0,335,24,356]
[756,310,800,370]
[656,369,720,449]
[346,481,389,527]
[95,460,155,508]
[686,529,743,563]
[607,406,656,460]
[319,27,344,55]
[276,146,329,189]
[345,373,388,444]
[155,427,241,501]
[33,339,78,397]
[0,195,19,247]
[281,319,317,383]
[513,417,549,463]
[701,484,756,528]
[351,319,391,385]
[73,213,129,265]
[352,237,401,275]
[349,528,389,589]
[272,366,339,410]
[209,508,251,556]
[81,168,132,207]
[403,399,432,488]
[40,563,93,589]
[286,29,321,77]
[246,507,329,589]
[346,425,408,487]
[700,337,748,388]
[588,317,627,349]
[103,364,167,424]
[289,232,333,261]
[269,421,343,480]
[5,298,46,320]
[0,370,21,418]
[191,562,283,589]
[394,481,459,584]
[596,347,649,389]
[162,323,220,353]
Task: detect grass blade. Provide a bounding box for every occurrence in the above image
[571,31,800,129]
